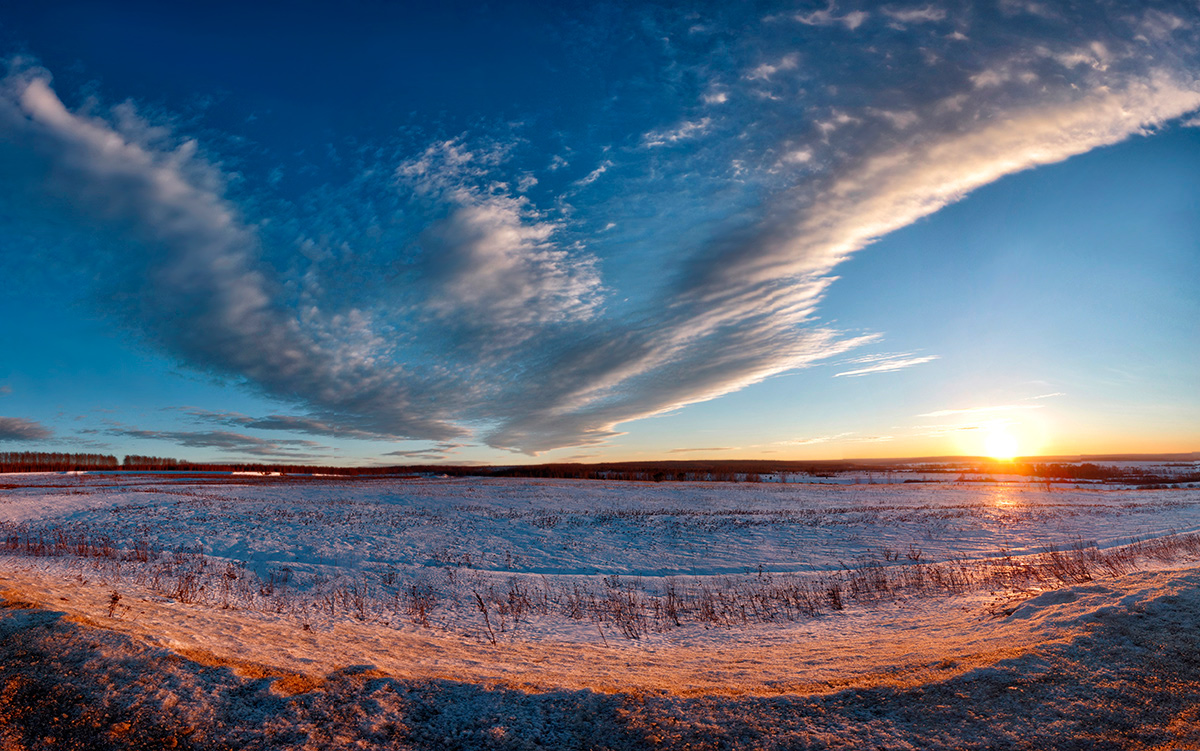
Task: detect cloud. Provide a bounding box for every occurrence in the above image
[180,408,385,440]
[795,6,869,30]
[4,3,1200,457]
[782,148,813,165]
[918,405,1042,418]
[835,353,939,377]
[667,446,734,453]
[574,159,613,185]
[416,197,601,337]
[382,442,467,460]
[915,417,1014,437]
[745,55,799,82]
[643,119,713,148]
[883,5,947,24]
[482,8,1199,453]
[451,56,1200,452]
[396,139,603,346]
[782,432,855,446]
[106,426,325,458]
[0,69,464,443]
[0,417,52,442]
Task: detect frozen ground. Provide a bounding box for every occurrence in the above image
[2,472,1200,748]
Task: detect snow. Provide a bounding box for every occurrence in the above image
[2,472,1200,748]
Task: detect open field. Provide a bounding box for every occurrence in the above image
[2,471,1200,748]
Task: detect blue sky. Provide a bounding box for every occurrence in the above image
[0,0,1197,464]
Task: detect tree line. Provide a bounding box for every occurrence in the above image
[0,451,471,477]
[0,452,120,472]
[2,452,1195,486]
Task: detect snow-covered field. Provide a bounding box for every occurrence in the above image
[2,472,1200,748]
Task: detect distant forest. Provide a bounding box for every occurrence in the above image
[0,452,412,475]
[1,451,1197,485]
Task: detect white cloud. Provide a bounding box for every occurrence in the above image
[815,110,861,137]
[418,195,602,335]
[783,148,813,164]
[835,354,939,377]
[1137,10,1189,42]
[668,446,734,453]
[395,138,507,198]
[483,66,1200,452]
[871,109,920,129]
[642,118,712,147]
[784,432,855,445]
[918,405,1042,418]
[489,69,1200,451]
[883,5,947,24]
[575,159,613,185]
[795,6,869,30]
[397,139,603,344]
[782,432,893,446]
[758,74,1200,295]
[746,55,799,82]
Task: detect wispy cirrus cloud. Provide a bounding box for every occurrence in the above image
[917,405,1043,418]
[794,5,870,30]
[745,55,799,82]
[914,417,1015,438]
[642,118,712,147]
[573,160,613,187]
[781,433,855,446]
[103,426,326,458]
[179,408,385,441]
[0,417,52,442]
[882,5,948,25]
[382,442,467,460]
[781,432,894,446]
[834,353,939,377]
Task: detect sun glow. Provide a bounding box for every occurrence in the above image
[984,427,1020,460]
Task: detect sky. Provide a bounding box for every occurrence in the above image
[0,0,1197,466]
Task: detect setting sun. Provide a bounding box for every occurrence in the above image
[984,428,1020,460]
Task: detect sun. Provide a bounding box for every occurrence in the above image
[984,428,1020,460]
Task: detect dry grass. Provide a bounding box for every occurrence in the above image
[4,516,1200,641]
